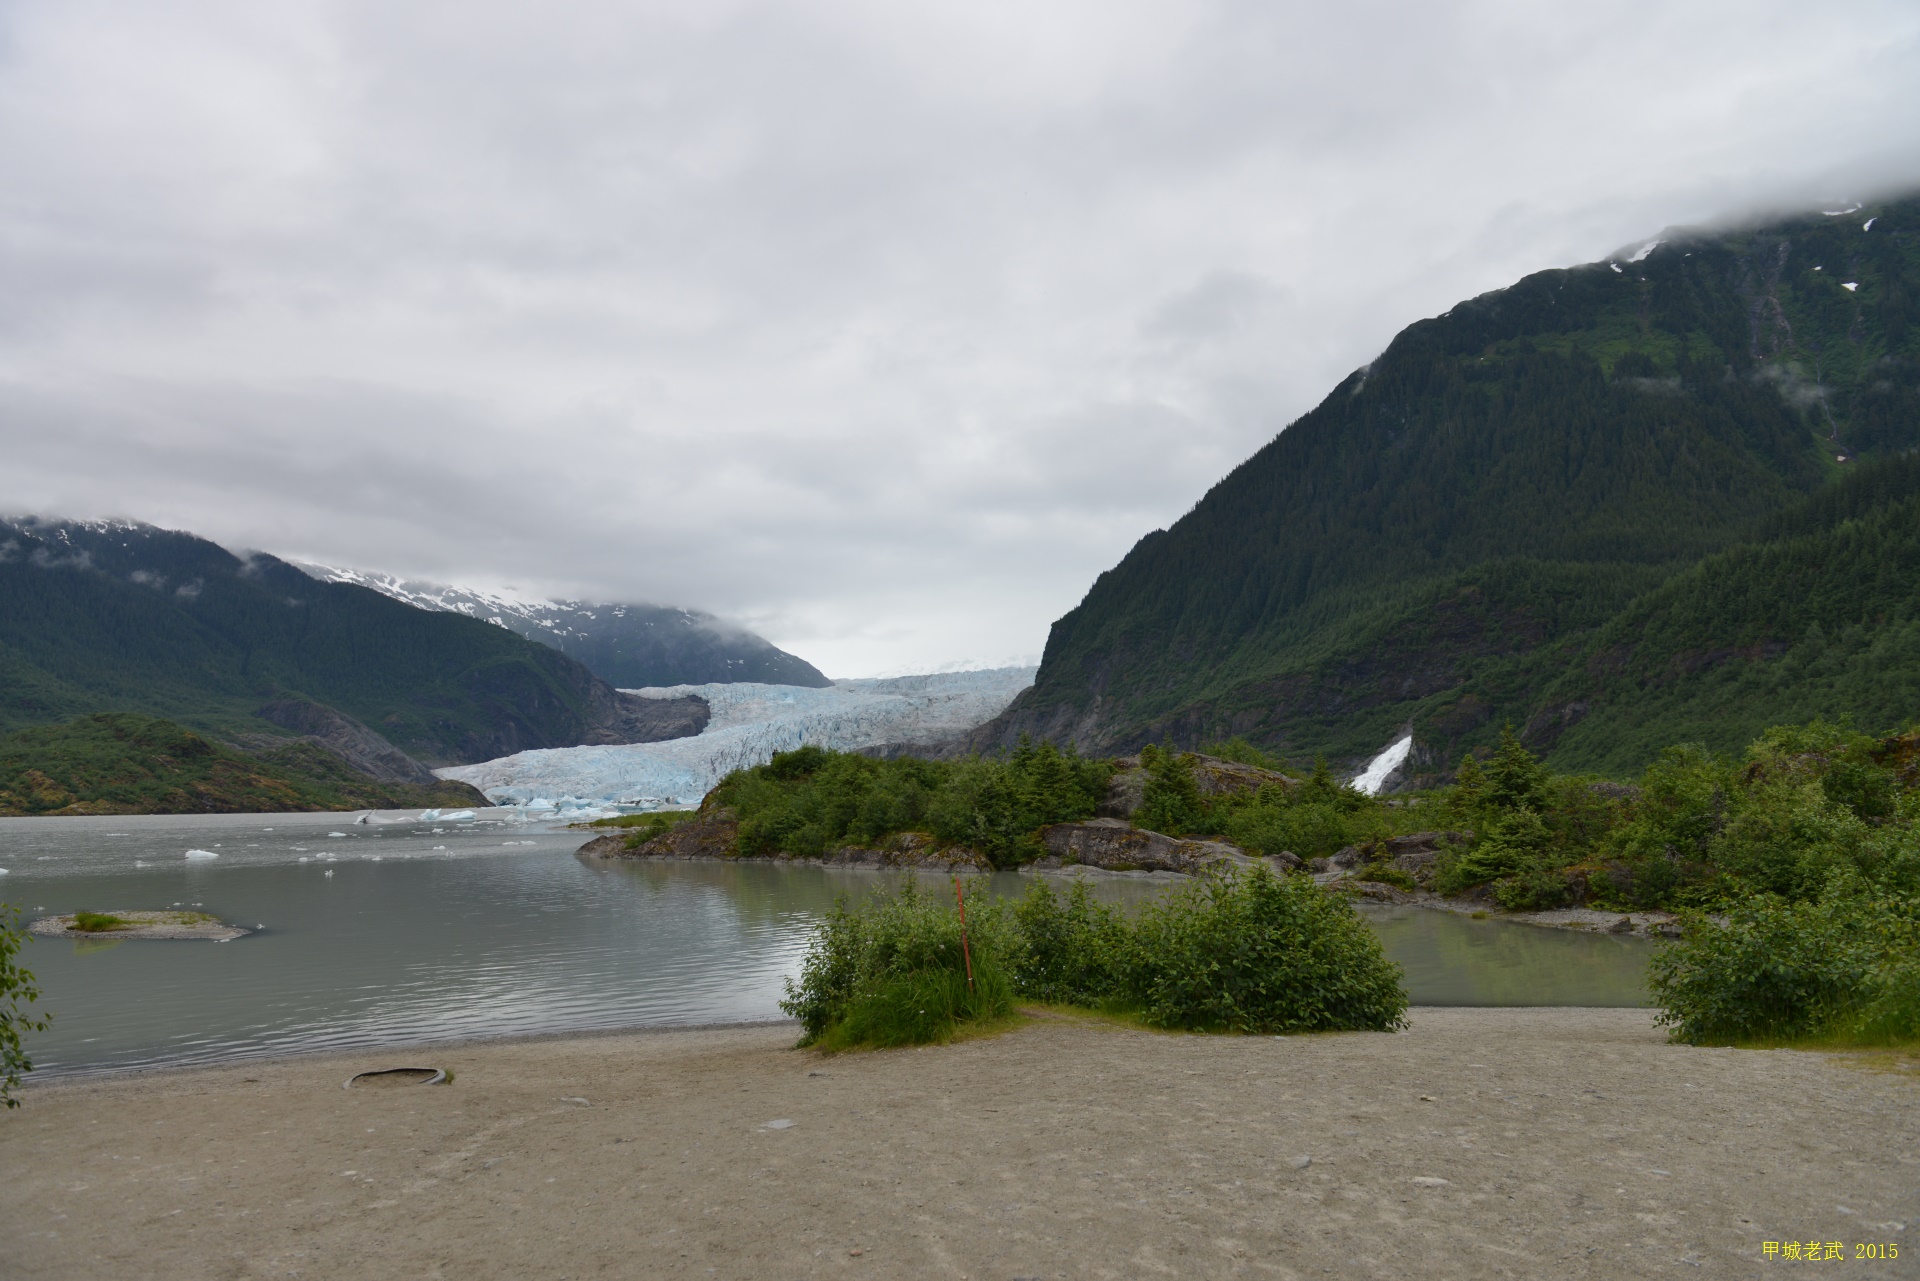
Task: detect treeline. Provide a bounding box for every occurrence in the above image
[0,713,486,816]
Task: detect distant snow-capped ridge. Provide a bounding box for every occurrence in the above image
[294,562,830,689]
[296,562,695,639]
[437,667,1037,807]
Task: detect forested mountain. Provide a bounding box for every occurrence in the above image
[0,519,709,766]
[296,565,830,688]
[971,196,1920,774]
[0,714,490,816]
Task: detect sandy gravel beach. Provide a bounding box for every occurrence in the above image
[3,1008,1914,1280]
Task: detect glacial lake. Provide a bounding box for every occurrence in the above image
[0,811,1655,1078]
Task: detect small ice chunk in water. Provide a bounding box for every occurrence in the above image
[184,849,219,860]
[328,832,347,838]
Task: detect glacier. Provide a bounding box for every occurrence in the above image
[436,667,1036,808]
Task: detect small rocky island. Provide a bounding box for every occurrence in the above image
[30,910,252,941]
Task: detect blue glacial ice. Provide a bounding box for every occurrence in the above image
[436,667,1036,808]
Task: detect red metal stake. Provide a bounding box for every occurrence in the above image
[953,876,975,992]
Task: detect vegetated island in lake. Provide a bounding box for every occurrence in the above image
[0,713,489,816]
[577,726,1920,926]
[28,910,250,941]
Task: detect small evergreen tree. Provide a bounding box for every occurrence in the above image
[1137,745,1205,835]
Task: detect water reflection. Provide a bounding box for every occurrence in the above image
[1360,904,1650,1007]
[3,812,1651,1078]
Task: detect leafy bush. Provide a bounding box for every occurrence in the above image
[715,738,1111,868]
[780,878,1016,1046]
[1648,887,1920,1045]
[781,868,1409,1049]
[71,911,129,932]
[1,905,50,1107]
[1202,737,1284,769]
[1121,867,1408,1034]
[1134,745,1205,835]
[1354,864,1417,891]
[1007,879,1128,1006]
[1222,798,1354,860]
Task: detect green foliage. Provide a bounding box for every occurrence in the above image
[1135,744,1205,835]
[780,878,1016,1047]
[1,905,51,1107]
[1202,737,1283,769]
[1423,719,1920,914]
[780,868,1409,1050]
[1648,887,1920,1046]
[589,811,699,848]
[712,739,1112,868]
[71,912,129,932]
[1221,799,1355,860]
[1007,879,1128,1006]
[0,713,489,816]
[1122,867,1408,1034]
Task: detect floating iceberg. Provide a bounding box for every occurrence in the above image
[439,668,1036,808]
[184,849,219,860]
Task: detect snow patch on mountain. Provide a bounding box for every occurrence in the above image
[436,667,1037,806]
[296,562,694,642]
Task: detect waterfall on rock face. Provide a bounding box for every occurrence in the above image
[1352,735,1413,796]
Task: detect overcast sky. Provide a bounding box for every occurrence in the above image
[3,0,1918,676]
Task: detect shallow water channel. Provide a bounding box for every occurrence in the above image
[1,811,1654,1078]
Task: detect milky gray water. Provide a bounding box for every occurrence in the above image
[0,811,1653,1078]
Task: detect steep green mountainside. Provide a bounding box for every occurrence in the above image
[296,565,832,688]
[1523,454,1920,775]
[973,196,1920,771]
[0,714,489,815]
[0,520,709,765]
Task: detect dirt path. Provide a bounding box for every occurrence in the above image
[3,1009,1914,1279]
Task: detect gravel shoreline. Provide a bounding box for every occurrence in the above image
[4,1008,1913,1279]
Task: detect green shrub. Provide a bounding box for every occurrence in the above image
[1135,745,1205,835]
[1354,864,1417,892]
[1,905,50,1107]
[1223,799,1354,860]
[1007,879,1128,1006]
[812,962,1015,1052]
[1647,888,1920,1045]
[71,911,129,932]
[717,739,1110,869]
[781,868,1409,1048]
[1121,866,1408,1034]
[780,878,1014,1047]
[1201,737,1284,769]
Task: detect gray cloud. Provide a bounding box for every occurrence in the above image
[1,0,1918,674]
